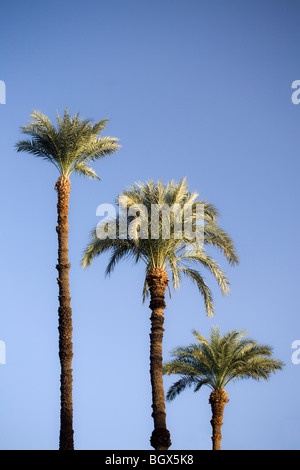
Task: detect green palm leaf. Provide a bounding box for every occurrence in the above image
[163,326,284,397]
[16,108,120,177]
[82,178,239,317]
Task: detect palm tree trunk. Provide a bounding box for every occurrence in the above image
[146,267,171,451]
[209,389,229,450]
[55,174,74,450]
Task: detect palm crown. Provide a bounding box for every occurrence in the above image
[15,108,120,178]
[163,326,284,400]
[82,178,239,316]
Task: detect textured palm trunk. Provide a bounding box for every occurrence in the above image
[146,267,171,451]
[209,389,229,450]
[55,174,74,450]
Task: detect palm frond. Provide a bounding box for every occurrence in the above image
[82,179,238,316]
[72,162,100,180]
[163,326,284,398]
[15,138,60,170]
[204,224,239,266]
[165,376,198,402]
[179,268,214,317]
[16,108,120,176]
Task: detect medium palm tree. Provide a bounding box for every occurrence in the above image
[163,327,284,450]
[15,109,120,450]
[82,178,239,450]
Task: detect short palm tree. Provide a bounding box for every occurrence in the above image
[15,109,120,450]
[82,178,239,450]
[163,327,284,450]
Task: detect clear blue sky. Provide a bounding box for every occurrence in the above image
[0,0,299,450]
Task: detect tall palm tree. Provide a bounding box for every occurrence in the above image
[163,327,284,450]
[15,109,120,450]
[82,178,239,450]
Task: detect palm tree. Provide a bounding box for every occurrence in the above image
[82,178,239,450]
[15,109,120,450]
[163,327,284,450]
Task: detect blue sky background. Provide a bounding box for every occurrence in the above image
[0,0,299,450]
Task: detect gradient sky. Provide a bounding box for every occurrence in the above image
[0,0,299,450]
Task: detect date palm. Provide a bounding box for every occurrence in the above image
[163,327,284,450]
[15,109,120,450]
[82,178,239,450]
